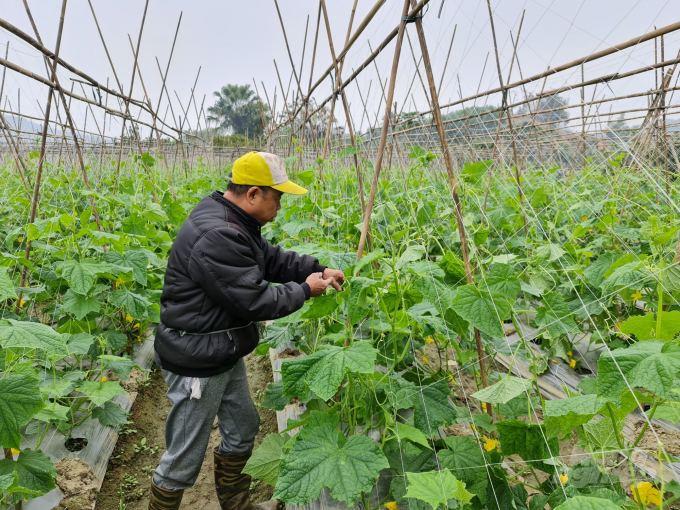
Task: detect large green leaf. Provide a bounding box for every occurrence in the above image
[439,436,489,504]
[485,263,521,301]
[301,294,338,319]
[274,413,388,505]
[282,219,317,237]
[0,269,17,300]
[472,375,530,405]
[78,380,126,406]
[262,325,293,349]
[0,449,56,499]
[544,395,606,438]
[0,319,68,357]
[394,379,458,434]
[62,289,100,320]
[452,285,511,338]
[597,341,680,400]
[110,290,151,319]
[244,432,290,486]
[304,342,377,400]
[261,381,291,411]
[394,422,432,450]
[396,245,426,270]
[534,292,580,338]
[554,496,621,510]
[0,374,45,449]
[439,251,467,283]
[104,250,149,285]
[92,401,129,427]
[496,420,560,473]
[61,259,111,295]
[405,469,474,510]
[348,277,377,324]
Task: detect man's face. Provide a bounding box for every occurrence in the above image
[249,188,283,225]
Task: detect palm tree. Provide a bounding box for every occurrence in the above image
[207,84,266,136]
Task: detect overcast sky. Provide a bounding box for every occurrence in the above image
[2,0,679,139]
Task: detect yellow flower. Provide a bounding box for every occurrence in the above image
[113,281,118,290]
[346,236,351,240]
[560,474,569,485]
[385,502,398,510]
[630,482,661,506]
[324,222,329,226]
[631,290,643,301]
[567,351,573,356]
[167,224,172,229]
[551,359,558,364]
[483,435,498,452]
[643,206,647,209]
[126,314,133,323]
[18,237,23,243]
[19,299,26,308]
[10,448,20,455]
[422,356,428,364]
[425,336,434,343]
[75,387,79,392]
[588,228,593,233]
[581,216,588,222]
[570,359,576,369]
[101,376,108,383]
[134,323,140,329]
[482,403,488,412]
[448,375,455,383]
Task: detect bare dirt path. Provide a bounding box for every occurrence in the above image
[95,353,277,510]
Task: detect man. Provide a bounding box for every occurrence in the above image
[149,151,345,510]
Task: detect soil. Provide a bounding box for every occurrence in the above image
[95,353,278,510]
[275,348,300,359]
[630,418,680,456]
[52,458,98,510]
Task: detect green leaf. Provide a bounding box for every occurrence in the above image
[0,269,17,300]
[78,380,126,406]
[394,422,432,450]
[554,496,621,510]
[658,310,680,341]
[486,264,521,301]
[496,420,560,473]
[439,436,489,503]
[110,290,151,319]
[544,395,606,438]
[535,292,580,338]
[394,380,458,435]
[663,264,680,292]
[274,413,388,505]
[452,285,511,338]
[396,245,426,270]
[305,342,377,400]
[649,401,680,423]
[34,402,70,422]
[244,432,290,486]
[536,243,566,262]
[282,219,317,237]
[92,401,129,427]
[0,448,56,498]
[472,375,530,405]
[439,251,467,283]
[348,277,377,324]
[405,469,474,510]
[104,250,149,285]
[619,313,655,341]
[62,289,100,320]
[262,381,291,411]
[142,203,169,222]
[0,319,68,357]
[0,375,45,449]
[597,341,680,400]
[461,160,493,184]
[352,249,384,276]
[61,259,109,295]
[301,294,338,319]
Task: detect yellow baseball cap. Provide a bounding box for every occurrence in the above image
[232,151,307,195]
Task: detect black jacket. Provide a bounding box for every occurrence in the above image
[154,191,325,376]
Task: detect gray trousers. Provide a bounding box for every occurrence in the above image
[152,358,260,490]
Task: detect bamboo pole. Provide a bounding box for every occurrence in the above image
[408,0,492,398]
[356,0,411,260]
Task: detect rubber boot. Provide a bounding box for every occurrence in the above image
[148,480,184,510]
[213,447,284,510]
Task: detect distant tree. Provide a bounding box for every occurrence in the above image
[515,93,569,128]
[207,84,266,136]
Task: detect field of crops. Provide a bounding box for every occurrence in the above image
[1,148,679,510]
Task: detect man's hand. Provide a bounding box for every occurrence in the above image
[306,272,343,297]
[323,268,345,286]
